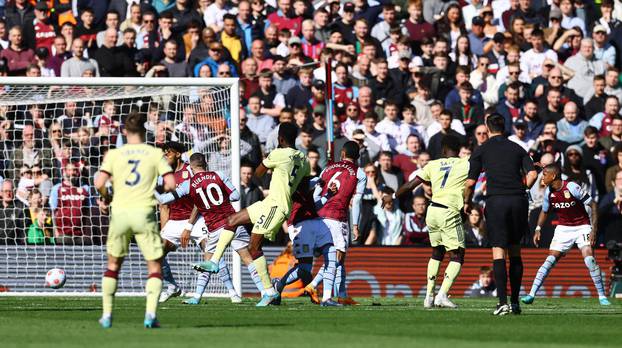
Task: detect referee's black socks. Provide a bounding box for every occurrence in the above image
[509,257,524,304]
[493,259,508,305]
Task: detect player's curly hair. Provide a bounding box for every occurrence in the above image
[278,122,298,146]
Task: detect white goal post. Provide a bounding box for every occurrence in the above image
[0,77,241,297]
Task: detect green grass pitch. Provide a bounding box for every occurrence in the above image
[1,297,620,347]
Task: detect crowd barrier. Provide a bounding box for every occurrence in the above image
[243,247,612,298]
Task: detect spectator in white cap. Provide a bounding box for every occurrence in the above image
[508,118,534,152]
[565,38,606,97]
[592,25,616,67]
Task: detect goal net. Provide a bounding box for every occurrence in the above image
[0,77,241,296]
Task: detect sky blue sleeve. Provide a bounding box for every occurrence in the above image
[542,187,550,213]
[588,113,604,130]
[567,181,591,205]
[217,171,240,202]
[351,168,367,226]
[48,183,60,210]
[311,172,327,208]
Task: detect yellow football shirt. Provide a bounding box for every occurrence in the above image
[262,147,310,211]
[100,143,173,209]
[417,156,470,211]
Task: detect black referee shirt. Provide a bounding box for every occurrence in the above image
[467,135,535,196]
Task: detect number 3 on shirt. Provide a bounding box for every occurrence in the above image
[125,160,141,186]
[440,165,452,188]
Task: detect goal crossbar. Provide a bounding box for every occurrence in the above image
[0,77,242,296]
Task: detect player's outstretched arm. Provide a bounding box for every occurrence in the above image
[255,163,269,178]
[463,179,477,214]
[590,201,598,247]
[155,180,190,204]
[395,176,423,200]
[533,210,549,247]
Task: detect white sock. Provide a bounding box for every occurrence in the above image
[336,262,347,298]
[584,256,606,298]
[322,247,337,302]
[218,259,236,295]
[529,255,557,297]
[311,267,324,288]
[247,263,265,295]
[193,272,211,299]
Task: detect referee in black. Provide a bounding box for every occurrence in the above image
[464,114,538,315]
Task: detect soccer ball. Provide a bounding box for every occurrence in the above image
[45,268,66,289]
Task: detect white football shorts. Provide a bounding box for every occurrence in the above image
[288,218,333,258]
[550,224,592,253]
[205,225,250,254]
[322,218,349,253]
[161,217,208,249]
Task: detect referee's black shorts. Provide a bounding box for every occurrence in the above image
[484,194,529,248]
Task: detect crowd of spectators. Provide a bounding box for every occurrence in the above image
[0,0,622,248]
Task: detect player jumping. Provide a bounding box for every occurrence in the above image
[156,152,266,304]
[521,164,611,306]
[95,111,176,328]
[305,141,366,305]
[194,122,310,307]
[156,142,242,304]
[273,177,340,306]
[395,135,468,308]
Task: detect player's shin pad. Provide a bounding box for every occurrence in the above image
[252,256,275,295]
[426,259,441,296]
[102,272,118,316]
[145,274,163,316]
[584,256,606,298]
[529,255,556,297]
[322,246,337,302]
[210,229,235,263]
[161,258,178,289]
[439,261,462,295]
